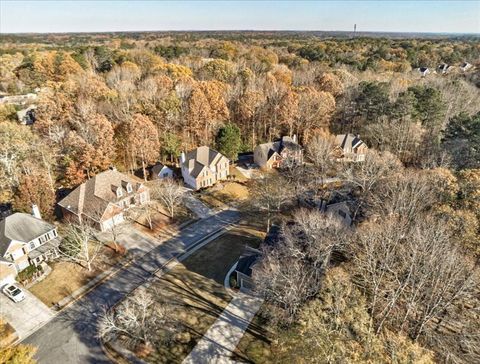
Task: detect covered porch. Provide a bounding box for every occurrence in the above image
[27,238,61,267]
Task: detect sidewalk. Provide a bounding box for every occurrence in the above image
[183,291,263,364]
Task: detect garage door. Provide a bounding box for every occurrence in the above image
[0,265,16,288]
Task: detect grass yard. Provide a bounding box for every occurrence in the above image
[133,202,194,238]
[121,224,264,363]
[231,308,273,363]
[197,181,250,210]
[29,246,124,307]
[229,165,248,182]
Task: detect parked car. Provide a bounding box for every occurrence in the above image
[3,284,26,302]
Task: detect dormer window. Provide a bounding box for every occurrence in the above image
[112,185,123,198]
[121,180,133,193]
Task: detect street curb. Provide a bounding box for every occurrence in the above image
[16,214,226,346]
[103,221,238,364]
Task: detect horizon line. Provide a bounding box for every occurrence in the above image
[2,29,479,36]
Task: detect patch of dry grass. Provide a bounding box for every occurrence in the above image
[137,225,264,363]
[29,247,124,307]
[231,309,273,364]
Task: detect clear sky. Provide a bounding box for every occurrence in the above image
[1,1,479,34]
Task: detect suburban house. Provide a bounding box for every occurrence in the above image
[58,168,150,232]
[151,162,174,180]
[180,146,230,190]
[334,134,368,162]
[253,135,303,169]
[417,67,430,77]
[0,208,60,286]
[460,62,472,72]
[325,201,352,227]
[235,225,281,291]
[438,63,452,74]
[235,246,261,291]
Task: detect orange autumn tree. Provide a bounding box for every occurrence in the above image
[14,173,56,218]
[118,113,160,180]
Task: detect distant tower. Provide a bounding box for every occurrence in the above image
[354,24,357,38]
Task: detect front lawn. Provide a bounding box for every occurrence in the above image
[29,246,124,307]
[113,224,264,363]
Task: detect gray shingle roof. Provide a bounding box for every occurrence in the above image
[257,136,302,161]
[0,213,55,256]
[182,146,227,178]
[335,134,365,150]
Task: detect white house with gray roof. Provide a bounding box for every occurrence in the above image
[180,146,230,190]
[0,212,60,285]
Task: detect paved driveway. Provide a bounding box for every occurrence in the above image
[23,209,239,364]
[0,288,54,340]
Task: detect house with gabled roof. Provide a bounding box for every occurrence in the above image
[180,146,230,190]
[334,134,368,162]
[58,168,150,231]
[151,162,174,180]
[460,62,473,72]
[253,135,303,169]
[417,67,430,77]
[0,210,60,285]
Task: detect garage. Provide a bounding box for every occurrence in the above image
[0,261,17,288]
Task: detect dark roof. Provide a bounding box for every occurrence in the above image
[236,247,261,276]
[264,224,282,247]
[335,134,365,150]
[257,136,302,161]
[0,213,55,256]
[151,163,171,175]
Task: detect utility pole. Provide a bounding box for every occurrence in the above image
[353,24,357,38]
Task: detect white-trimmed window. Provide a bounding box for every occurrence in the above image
[29,241,36,250]
[126,183,133,193]
[116,188,123,198]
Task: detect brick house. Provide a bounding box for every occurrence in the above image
[58,169,150,232]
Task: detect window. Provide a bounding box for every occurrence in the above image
[53,230,57,237]
[126,183,133,193]
[116,188,123,198]
[29,241,36,250]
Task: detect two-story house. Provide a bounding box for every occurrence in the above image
[334,134,368,162]
[254,135,303,169]
[0,210,60,286]
[58,168,150,232]
[180,146,230,190]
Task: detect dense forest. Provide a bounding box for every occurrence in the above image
[1,32,479,363]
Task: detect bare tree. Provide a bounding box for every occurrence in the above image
[248,174,295,229]
[306,134,336,180]
[254,209,346,323]
[98,289,175,347]
[59,223,103,272]
[151,178,184,218]
[351,216,477,342]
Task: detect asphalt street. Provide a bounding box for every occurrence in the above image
[23,209,239,364]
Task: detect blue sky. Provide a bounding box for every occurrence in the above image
[1,1,479,34]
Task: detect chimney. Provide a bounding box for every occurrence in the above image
[292,134,297,143]
[32,204,41,219]
[180,152,186,164]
